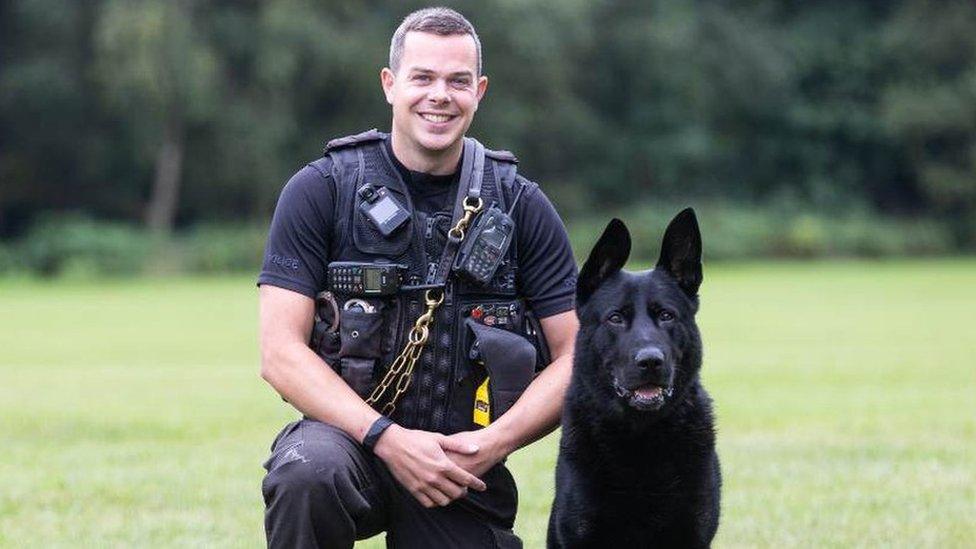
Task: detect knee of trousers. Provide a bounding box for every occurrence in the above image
[263,435,367,510]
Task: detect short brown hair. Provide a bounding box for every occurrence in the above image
[389,7,482,75]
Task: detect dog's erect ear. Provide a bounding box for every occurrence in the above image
[657,208,702,297]
[577,218,631,304]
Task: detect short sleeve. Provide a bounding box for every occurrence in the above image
[513,179,578,318]
[256,160,336,298]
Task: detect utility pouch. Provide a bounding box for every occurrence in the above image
[524,308,551,371]
[336,301,387,398]
[339,305,385,358]
[310,291,341,363]
[340,358,375,399]
[465,318,537,421]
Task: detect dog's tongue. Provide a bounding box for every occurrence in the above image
[634,385,663,399]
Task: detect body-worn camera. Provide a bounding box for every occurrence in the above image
[328,262,406,296]
[358,184,410,236]
[454,205,515,284]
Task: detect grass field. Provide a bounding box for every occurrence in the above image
[1,261,974,547]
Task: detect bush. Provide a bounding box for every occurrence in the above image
[0,215,269,278]
[0,241,17,276]
[0,207,960,279]
[568,203,956,263]
[178,224,267,273]
[18,214,152,277]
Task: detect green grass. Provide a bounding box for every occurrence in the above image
[1,261,974,547]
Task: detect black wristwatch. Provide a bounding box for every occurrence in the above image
[362,416,395,453]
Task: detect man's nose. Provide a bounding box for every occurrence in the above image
[427,80,450,104]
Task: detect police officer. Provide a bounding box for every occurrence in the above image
[258,7,578,548]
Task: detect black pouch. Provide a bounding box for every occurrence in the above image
[310,291,341,364]
[339,306,385,358]
[465,318,536,420]
[310,321,340,363]
[337,303,387,398]
[339,358,375,399]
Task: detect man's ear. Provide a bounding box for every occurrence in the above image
[656,208,702,297]
[380,68,395,105]
[476,75,488,102]
[577,218,631,305]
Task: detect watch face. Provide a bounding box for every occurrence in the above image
[364,268,382,290]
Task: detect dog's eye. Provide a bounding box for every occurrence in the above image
[607,312,625,325]
[657,310,675,323]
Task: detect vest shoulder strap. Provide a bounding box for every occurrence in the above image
[484,147,518,164]
[323,129,386,154]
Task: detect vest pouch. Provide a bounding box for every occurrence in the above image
[524,308,551,371]
[465,318,537,421]
[337,301,389,398]
[339,306,385,358]
[310,320,341,365]
[339,358,375,399]
[310,290,342,365]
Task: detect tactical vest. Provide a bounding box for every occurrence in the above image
[309,130,549,435]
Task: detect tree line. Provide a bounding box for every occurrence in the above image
[2,0,974,248]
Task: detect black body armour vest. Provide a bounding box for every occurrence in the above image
[309,130,549,435]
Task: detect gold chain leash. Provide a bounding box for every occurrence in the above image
[366,197,483,415]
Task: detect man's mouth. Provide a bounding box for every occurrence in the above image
[614,381,674,411]
[419,112,457,124]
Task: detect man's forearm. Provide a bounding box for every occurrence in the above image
[261,341,381,444]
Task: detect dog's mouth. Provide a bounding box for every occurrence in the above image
[614,381,673,411]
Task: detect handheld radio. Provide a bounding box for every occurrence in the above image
[453,185,526,285]
[328,262,406,296]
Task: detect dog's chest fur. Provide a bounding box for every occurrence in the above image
[556,380,718,543]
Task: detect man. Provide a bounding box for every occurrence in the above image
[258,7,578,548]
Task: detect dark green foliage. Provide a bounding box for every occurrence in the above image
[179,224,268,273]
[0,206,954,278]
[18,214,153,277]
[1,0,974,254]
[570,204,954,263]
[0,219,267,277]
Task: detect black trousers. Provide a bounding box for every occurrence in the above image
[261,419,522,548]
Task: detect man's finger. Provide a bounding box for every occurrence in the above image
[425,486,453,507]
[439,436,479,455]
[433,477,468,500]
[444,462,488,492]
[414,491,436,509]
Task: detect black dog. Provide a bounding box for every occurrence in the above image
[548,209,721,548]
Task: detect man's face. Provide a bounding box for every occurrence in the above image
[382,31,488,158]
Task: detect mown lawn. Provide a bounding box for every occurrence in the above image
[1,261,974,547]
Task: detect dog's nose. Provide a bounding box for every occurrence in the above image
[634,348,665,370]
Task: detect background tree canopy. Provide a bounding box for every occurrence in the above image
[1,0,974,272]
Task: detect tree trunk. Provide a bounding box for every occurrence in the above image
[145,115,185,236]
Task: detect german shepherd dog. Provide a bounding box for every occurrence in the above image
[548,209,721,548]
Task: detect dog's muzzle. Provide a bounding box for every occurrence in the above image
[613,379,674,411]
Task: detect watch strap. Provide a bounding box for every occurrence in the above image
[362,415,395,452]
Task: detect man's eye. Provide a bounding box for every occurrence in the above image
[607,312,625,325]
[657,310,675,322]
[413,75,431,82]
[452,78,470,87]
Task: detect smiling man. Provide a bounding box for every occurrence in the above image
[257,8,578,548]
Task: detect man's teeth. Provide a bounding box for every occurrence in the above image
[420,113,453,123]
